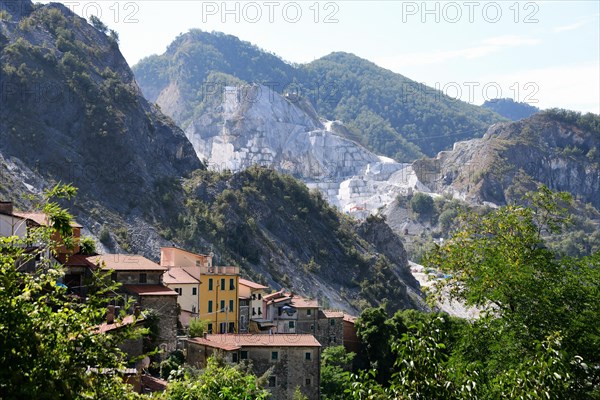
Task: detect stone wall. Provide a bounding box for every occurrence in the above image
[139,295,178,356]
[316,315,344,349]
[115,271,163,285]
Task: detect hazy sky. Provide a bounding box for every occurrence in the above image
[44,1,599,112]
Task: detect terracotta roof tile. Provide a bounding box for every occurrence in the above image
[163,267,199,284]
[95,315,144,334]
[239,278,268,290]
[141,375,168,392]
[204,334,321,347]
[343,314,357,323]
[124,284,177,296]
[188,337,241,351]
[87,254,167,271]
[320,310,344,318]
[13,212,82,228]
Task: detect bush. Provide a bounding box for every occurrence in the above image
[188,319,209,338]
[410,192,434,215]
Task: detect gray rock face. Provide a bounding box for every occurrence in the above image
[185,84,433,216]
[417,114,600,208]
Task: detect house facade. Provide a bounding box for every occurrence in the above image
[86,254,178,354]
[161,247,240,333]
[186,334,321,400]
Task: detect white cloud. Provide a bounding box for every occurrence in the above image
[554,21,587,33]
[375,35,540,68]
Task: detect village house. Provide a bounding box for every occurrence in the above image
[186,334,321,400]
[316,310,344,348]
[343,314,361,354]
[239,278,269,332]
[160,247,240,334]
[85,254,178,354]
[162,267,200,326]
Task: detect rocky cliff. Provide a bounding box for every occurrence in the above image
[415,111,600,209]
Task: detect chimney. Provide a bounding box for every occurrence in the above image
[106,305,115,324]
[0,201,13,215]
[203,332,208,339]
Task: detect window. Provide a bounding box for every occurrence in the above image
[232,353,238,362]
[228,322,235,333]
[305,378,311,386]
[207,323,213,333]
[310,324,314,331]
[139,273,147,283]
[258,308,262,315]
[220,322,226,334]
[289,321,295,329]
[192,287,197,295]
[208,278,213,291]
[230,278,235,290]
[220,300,225,312]
[252,307,256,316]
[229,300,234,312]
[220,278,225,291]
[258,293,262,300]
[241,350,248,360]
[306,309,311,316]
[330,319,335,326]
[208,300,213,313]
[252,294,256,300]
[305,352,311,361]
[271,351,278,361]
[268,376,276,387]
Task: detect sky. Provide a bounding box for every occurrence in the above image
[44,1,599,113]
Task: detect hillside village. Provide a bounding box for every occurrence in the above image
[0,200,358,399]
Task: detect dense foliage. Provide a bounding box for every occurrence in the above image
[0,185,143,399]
[324,186,599,399]
[165,166,416,312]
[481,98,540,121]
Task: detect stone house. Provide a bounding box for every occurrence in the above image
[186,334,321,400]
[316,310,344,349]
[86,254,178,354]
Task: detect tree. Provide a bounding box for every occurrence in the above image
[424,185,600,397]
[163,355,270,399]
[0,184,142,399]
[321,346,355,399]
[89,15,108,33]
[188,318,209,337]
[410,192,434,216]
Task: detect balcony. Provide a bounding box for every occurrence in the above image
[200,265,239,275]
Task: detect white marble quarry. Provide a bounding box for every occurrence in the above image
[185,84,433,217]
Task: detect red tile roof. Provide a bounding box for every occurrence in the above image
[163,267,199,284]
[343,314,357,323]
[87,254,167,271]
[290,296,319,309]
[95,315,144,334]
[204,334,321,347]
[188,336,242,351]
[239,278,268,290]
[320,310,344,318]
[124,284,177,296]
[13,212,82,228]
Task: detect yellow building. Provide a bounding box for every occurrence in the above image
[161,247,239,334]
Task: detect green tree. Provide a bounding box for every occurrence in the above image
[321,346,355,399]
[410,192,434,216]
[163,355,270,399]
[188,318,209,338]
[0,184,142,399]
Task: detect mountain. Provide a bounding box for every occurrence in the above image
[415,109,600,208]
[133,30,505,161]
[482,98,540,121]
[0,4,422,313]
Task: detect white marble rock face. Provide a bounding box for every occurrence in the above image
[185,85,434,216]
